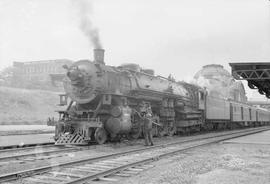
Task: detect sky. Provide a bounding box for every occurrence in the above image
[0,0,270,98]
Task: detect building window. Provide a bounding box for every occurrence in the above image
[241,107,244,120]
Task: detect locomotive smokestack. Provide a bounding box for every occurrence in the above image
[94,49,105,64]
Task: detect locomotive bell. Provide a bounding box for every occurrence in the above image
[94,49,105,64]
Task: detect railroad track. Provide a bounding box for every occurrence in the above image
[1,126,269,184]
[0,144,84,167]
[0,142,54,150]
[0,130,54,136]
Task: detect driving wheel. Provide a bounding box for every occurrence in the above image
[94,128,107,144]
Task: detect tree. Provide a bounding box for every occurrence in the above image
[0,66,15,85]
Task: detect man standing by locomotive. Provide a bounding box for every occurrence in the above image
[142,103,154,146]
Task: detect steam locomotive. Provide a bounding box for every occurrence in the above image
[47,49,270,145]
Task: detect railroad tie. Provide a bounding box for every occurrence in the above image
[121,170,139,175]
[77,166,106,171]
[114,173,131,177]
[49,171,84,178]
[93,162,118,166]
[84,163,114,169]
[35,175,71,182]
[87,164,115,169]
[136,164,154,169]
[104,161,129,165]
[99,160,121,164]
[127,168,144,172]
[70,167,97,173]
[25,177,59,184]
[97,177,118,182]
[97,162,119,167]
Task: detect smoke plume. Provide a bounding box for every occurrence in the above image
[74,0,102,49]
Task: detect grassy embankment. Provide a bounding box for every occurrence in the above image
[0,86,62,125]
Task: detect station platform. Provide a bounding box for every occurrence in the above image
[0,125,54,132]
[0,133,54,148]
[0,125,54,136]
[223,130,270,145]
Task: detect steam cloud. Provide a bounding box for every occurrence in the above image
[74,0,102,49]
[194,76,229,98]
[193,75,247,102]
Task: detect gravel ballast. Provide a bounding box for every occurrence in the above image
[119,143,270,184]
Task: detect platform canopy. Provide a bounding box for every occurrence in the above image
[229,62,270,98]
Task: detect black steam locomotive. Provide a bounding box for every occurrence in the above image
[47,49,270,145]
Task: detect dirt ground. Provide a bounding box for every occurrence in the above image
[119,143,270,184]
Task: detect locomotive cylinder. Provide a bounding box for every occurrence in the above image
[105,106,132,136]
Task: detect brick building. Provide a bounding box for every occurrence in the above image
[12,59,72,88]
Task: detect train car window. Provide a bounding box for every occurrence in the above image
[249,108,252,120]
[241,107,244,120]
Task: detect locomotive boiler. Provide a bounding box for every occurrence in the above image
[48,49,205,145]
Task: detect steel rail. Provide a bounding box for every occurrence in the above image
[65,127,270,184]
[0,126,269,183]
[0,142,54,151]
[0,130,54,136]
[0,144,57,154]
[0,146,81,162]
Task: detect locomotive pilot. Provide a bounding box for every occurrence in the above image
[140,102,154,146]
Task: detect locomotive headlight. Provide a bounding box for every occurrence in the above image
[66,68,84,87]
